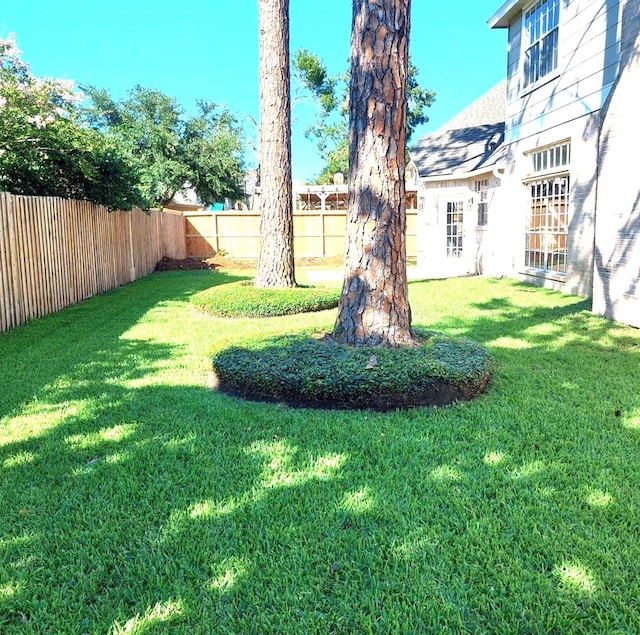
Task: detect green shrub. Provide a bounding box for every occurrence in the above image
[191,281,340,318]
[211,329,492,410]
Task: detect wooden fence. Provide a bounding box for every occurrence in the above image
[0,192,186,333]
[184,208,418,259]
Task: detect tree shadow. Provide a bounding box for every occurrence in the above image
[1,276,639,633]
[0,269,244,420]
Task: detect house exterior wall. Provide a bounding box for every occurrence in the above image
[498,0,624,298]
[499,115,599,297]
[593,0,640,327]
[504,0,621,144]
[416,174,502,278]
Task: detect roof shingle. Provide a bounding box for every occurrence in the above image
[411,79,507,178]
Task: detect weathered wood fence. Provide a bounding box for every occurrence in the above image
[184,208,418,259]
[0,192,186,333]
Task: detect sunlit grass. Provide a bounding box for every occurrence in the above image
[0,270,639,633]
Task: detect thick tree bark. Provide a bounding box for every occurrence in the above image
[332,0,417,347]
[255,0,296,288]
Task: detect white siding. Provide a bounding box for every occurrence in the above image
[417,176,504,279]
[505,0,622,143]
[593,0,640,328]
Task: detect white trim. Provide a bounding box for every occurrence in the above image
[420,165,505,183]
[489,0,525,29]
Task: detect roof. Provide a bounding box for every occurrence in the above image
[488,0,527,29]
[164,186,204,212]
[410,79,507,179]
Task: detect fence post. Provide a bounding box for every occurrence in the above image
[6,193,25,328]
[0,193,14,331]
[128,211,136,281]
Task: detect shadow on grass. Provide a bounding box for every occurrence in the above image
[0,274,639,633]
[0,270,245,420]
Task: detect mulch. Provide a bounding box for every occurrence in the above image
[154,256,219,271]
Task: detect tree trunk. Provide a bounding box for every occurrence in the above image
[254,0,296,288]
[332,0,417,347]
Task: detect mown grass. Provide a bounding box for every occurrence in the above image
[191,280,340,318]
[1,269,639,634]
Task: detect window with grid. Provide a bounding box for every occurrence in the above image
[446,201,464,258]
[531,142,570,173]
[524,176,569,274]
[523,0,560,88]
[475,180,489,226]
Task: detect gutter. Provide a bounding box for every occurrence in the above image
[420,164,505,183]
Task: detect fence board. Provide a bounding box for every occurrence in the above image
[184,209,419,259]
[0,193,186,333]
[7,195,25,327]
[0,193,14,331]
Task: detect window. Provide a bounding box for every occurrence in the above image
[446,201,464,257]
[475,180,489,226]
[530,142,570,173]
[523,0,560,88]
[524,176,569,274]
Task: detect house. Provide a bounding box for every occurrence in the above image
[591,0,640,327]
[164,187,204,212]
[411,80,507,279]
[488,0,640,327]
[411,0,639,328]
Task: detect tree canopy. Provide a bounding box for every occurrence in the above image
[0,34,142,210]
[1,34,246,211]
[82,85,246,209]
[293,48,435,183]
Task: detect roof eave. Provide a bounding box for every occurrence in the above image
[419,162,506,183]
[488,0,525,29]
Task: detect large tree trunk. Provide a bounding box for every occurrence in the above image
[332,0,417,347]
[255,0,296,288]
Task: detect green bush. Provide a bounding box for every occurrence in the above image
[211,329,492,410]
[191,281,340,318]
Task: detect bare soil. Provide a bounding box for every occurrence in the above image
[154,256,219,271]
[155,256,346,273]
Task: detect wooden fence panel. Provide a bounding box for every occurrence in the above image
[184,209,418,260]
[0,193,187,333]
[161,211,188,259]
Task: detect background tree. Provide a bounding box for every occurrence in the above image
[0,34,141,210]
[254,0,296,288]
[82,85,246,209]
[332,0,417,347]
[294,47,434,184]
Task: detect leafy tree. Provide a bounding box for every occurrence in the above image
[82,85,246,209]
[331,0,417,347]
[254,0,296,288]
[0,34,142,210]
[293,47,434,184]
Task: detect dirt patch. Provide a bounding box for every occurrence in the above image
[154,257,219,271]
[155,255,350,274]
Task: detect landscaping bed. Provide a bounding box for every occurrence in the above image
[211,330,492,410]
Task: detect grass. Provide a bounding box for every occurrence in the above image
[191,280,340,318]
[1,267,639,634]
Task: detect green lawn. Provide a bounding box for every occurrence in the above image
[1,269,639,634]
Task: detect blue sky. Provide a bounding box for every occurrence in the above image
[1,1,507,182]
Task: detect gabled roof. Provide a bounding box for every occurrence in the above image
[411,79,507,179]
